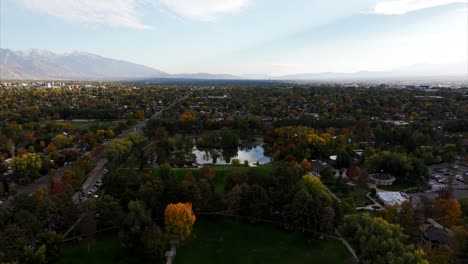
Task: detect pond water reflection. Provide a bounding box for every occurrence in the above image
[193,145,271,165]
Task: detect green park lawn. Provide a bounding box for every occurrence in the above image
[58,235,144,264]
[327,182,371,208]
[48,120,117,130]
[152,161,283,194]
[58,217,352,264]
[175,217,353,264]
[378,181,428,192]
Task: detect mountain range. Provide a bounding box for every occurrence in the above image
[0,48,466,81]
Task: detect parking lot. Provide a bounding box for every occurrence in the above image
[72,159,108,204]
[410,162,468,205]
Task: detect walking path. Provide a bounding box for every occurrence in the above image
[356,192,382,211]
[165,239,179,264]
[307,172,341,202]
[335,229,359,263]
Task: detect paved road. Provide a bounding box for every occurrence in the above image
[2,164,72,207]
[2,93,191,207]
[72,92,191,204]
[72,159,107,204]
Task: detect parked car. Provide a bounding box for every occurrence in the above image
[437,177,448,183]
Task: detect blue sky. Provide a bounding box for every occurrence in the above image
[1,0,466,75]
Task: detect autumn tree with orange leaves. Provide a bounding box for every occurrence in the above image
[435,198,461,229]
[164,203,196,242]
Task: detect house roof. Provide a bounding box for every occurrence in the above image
[423,226,454,245]
[377,191,408,206]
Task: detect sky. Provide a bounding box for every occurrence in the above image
[1,0,467,76]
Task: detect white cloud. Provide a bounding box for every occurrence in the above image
[158,0,250,20]
[373,0,466,15]
[17,0,151,29]
[16,0,250,28]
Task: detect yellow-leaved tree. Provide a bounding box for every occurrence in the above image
[164,203,196,242]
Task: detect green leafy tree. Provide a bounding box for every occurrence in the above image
[96,195,124,227]
[0,224,27,261]
[21,245,47,264]
[37,231,63,263]
[339,214,428,264]
[11,153,43,179]
[119,200,152,250]
[141,222,166,260]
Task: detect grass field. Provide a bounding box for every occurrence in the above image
[327,182,371,207]
[378,182,428,192]
[151,161,284,194]
[58,217,351,264]
[58,235,144,264]
[48,120,117,130]
[175,217,353,264]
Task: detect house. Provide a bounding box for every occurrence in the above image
[369,173,396,186]
[421,224,455,247]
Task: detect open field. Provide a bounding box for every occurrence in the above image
[175,216,353,264]
[47,120,119,130]
[378,182,428,192]
[58,235,145,264]
[151,161,284,194]
[58,216,352,264]
[327,182,371,208]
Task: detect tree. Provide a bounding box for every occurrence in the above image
[200,165,215,180]
[378,201,414,232]
[80,199,97,251]
[416,195,435,222]
[119,200,152,251]
[141,222,166,260]
[339,214,428,264]
[138,176,165,216]
[11,153,43,179]
[346,165,360,179]
[159,162,174,182]
[443,151,456,168]
[36,231,63,263]
[352,119,372,142]
[451,225,468,255]
[421,243,455,264]
[300,159,312,170]
[289,175,336,233]
[21,245,47,264]
[13,209,40,238]
[365,151,429,183]
[35,187,46,202]
[435,198,461,229]
[231,158,241,166]
[164,202,196,242]
[135,110,145,121]
[0,224,27,261]
[96,195,124,227]
[458,197,468,217]
[226,183,252,215]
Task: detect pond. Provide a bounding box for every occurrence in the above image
[193,145,271,166]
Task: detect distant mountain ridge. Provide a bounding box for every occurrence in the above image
[0,48,466,81]
[0,49,169,80]
[275,62,467,81]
